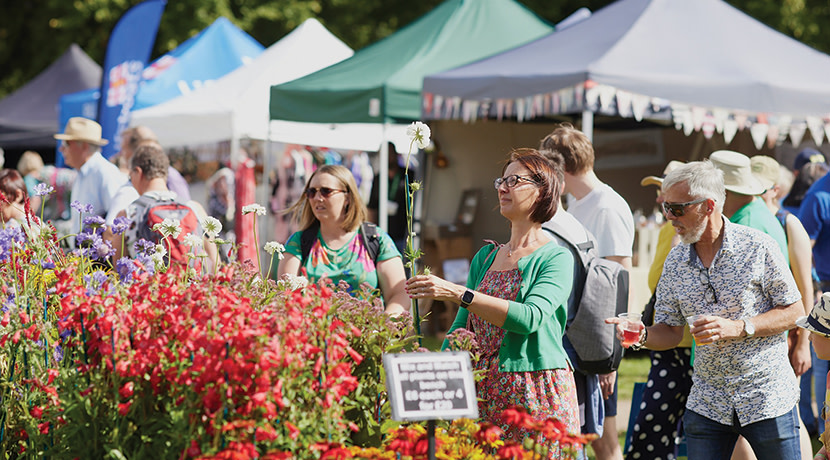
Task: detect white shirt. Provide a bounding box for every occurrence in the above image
[70,152,129,235]
[567,183,635,259]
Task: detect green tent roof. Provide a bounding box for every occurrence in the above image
[270,0,553,124]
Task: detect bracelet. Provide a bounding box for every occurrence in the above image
[629,328,648,351]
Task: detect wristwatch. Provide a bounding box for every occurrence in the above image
[742,318,755,338]
[460,290,475,308]
[630,328,648,351]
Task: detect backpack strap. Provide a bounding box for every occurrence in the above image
[300,221,320,264]
[360,222,381,263]
[301,221,381,265]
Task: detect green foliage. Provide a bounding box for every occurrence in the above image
[2,0,828,100]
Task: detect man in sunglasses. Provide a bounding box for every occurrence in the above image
[609,160,804,459]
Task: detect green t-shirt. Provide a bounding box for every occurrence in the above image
[282,226,401,292]
[730,198,789,264]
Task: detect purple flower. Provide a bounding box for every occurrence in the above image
[53,345,64,363]
[71,201,94,214]
[34,183,54,196]
[134,239,155,255]
[40,259,56,270]
[83,215,106,228]
[83,270,109,295]
[111,216,131,235]
[116,257,137,283]
[89,238,114,260]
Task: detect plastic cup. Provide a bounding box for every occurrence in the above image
[618,313,643,348]
[686,314,709,346]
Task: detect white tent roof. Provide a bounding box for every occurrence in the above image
[131,18,353,147]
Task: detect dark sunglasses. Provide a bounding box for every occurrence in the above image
[306,187,345,199]
[662,198,707,217]
[493,174,538,189]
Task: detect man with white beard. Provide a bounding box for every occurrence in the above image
[607,160,804,460]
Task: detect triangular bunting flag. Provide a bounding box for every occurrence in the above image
[712,109,729,133]
[702,114,715,139]
[766,125,779,149]
[631,94,649,121]
[807,116,825,146]
[616,90,632,118]
[691,107,705,132]
[723,120,739,144]
[789,122,807,147]
[750,123,769,150]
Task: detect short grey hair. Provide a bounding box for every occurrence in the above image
[662,160,725,212]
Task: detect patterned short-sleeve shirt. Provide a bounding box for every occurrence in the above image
[654,217,801,426]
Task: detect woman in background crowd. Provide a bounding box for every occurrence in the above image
[276,164,408,316]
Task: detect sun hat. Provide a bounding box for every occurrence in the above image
[793,148,826,171]
[709,150,765,196]
[796,292,830,338]
[53,117,109,146]
[640,160,685,187]
[750,155,780,190]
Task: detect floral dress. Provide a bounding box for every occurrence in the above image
[471,268,580,459]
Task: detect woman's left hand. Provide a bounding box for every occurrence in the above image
[406,274,463,303]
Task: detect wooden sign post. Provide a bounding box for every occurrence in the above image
[383,351,478,460]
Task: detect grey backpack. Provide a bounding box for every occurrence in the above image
[544,223,630,374]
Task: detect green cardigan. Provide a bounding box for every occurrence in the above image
[441,241,574,372]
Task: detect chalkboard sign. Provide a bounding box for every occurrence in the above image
[383,351,478,421]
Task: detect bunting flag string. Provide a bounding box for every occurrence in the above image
[423,81,830,149]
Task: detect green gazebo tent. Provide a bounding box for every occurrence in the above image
[269,0,553,229]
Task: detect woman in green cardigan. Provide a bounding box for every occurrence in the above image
[406,148,578,457]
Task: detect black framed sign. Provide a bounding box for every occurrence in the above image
[383,351,478,421]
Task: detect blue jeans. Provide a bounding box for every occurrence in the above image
[800,345,829,434]
[683,407,801,460]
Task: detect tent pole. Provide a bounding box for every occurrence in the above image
[263,122,273,273]
[581,110,594,142]
[379,124,389,232]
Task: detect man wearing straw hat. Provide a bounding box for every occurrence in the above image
[710,150,788,260]
[55,117,134,239]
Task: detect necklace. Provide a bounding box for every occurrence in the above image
[506,236,541,258]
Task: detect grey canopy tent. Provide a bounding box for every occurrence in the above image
[423,0,830,146]
[0,44,102,148]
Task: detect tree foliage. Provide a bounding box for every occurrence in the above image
[1,0,828,99]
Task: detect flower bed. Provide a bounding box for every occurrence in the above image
[0,185,590,459]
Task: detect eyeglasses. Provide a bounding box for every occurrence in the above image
[699,267,718,304]
[306,187,345,199]
[493,175,538,190]
[662,198,707,217]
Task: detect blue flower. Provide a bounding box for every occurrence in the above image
[33,183,54,196]
[134,239,156,256]
[83,215,106,228]
[111,216,131,235]
[71,201,94,214]
[54,345,64,363]
[116,257,137,283]
[41,259,56,270]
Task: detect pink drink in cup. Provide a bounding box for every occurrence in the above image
[618,313,643,348]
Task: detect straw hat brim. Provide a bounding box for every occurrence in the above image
[53,133,109,146]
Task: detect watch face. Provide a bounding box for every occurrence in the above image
[744,320,755,336]
[462,290,474,305]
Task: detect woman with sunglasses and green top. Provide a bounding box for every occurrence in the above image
[275,164,409,316]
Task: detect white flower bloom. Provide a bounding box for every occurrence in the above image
[264,241,285,259]
[202,216,222,238]
[154,243,167,257]
[152,218,182,239]
[406,121,431,150]
[277,273,308,291]
[241,203,266,216]
[183,233,203,248]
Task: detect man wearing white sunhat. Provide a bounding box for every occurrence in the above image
[710,150,788,261]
